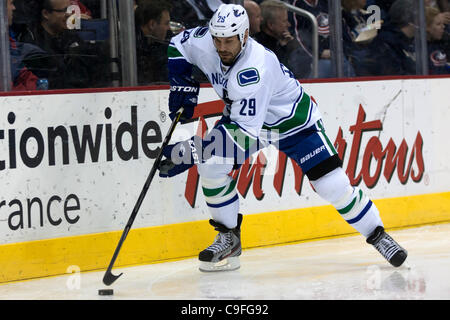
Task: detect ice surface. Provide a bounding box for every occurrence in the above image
[0,223,448,300]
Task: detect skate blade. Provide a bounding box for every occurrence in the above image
[199,256,240,272]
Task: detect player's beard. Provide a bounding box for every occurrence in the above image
[218,51,235,66]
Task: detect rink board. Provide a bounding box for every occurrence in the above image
[0,77,449,282]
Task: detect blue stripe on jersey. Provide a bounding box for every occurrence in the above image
[206,194,239,208]
[347,200,373,224]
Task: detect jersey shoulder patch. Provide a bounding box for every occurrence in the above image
[236,67,260,87]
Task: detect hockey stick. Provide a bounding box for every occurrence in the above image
[102,108,184,286]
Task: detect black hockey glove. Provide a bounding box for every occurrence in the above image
[168,75,200,123]
[159,136,203,178]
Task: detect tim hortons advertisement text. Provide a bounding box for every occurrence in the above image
[183,104,425,207]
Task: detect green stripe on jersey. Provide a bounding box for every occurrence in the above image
[262,93,312,133]
[167,46,183,58]
[338,189,363,215]
[222,123,257,151]
[203,185,225,197]
[317,121,338,155]
[202,179,237,198]
[338,197,357,215]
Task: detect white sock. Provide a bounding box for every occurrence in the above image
[310,168,383,237]
[198,160,239,229]
[208,197,239,229]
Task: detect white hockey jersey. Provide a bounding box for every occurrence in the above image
[168,27,322,150]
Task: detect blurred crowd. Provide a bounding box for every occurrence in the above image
[8,0,111,90]
[248,0,449,78]
[5,0,450,91]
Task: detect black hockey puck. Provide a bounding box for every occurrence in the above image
[98,289,114,296]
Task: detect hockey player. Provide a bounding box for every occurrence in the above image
[158,4,407,272]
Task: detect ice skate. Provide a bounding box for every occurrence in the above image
[198,214,243,272]
[366,226,408,267]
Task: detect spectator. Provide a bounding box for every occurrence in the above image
[7,0,15,28]
[365,0,450,22]
[16,0,103,89]
[8,0,46,91]
[368,0,449,16]
[359,0,416,76]
[426,0,450,12]
[289,0,357,78]
[426,0,450,36]
[425,7,449,74]
[255,0,312,78]
[341,0,380,75]
[80,0,101,18]
[10,0,41,25]
[40,0,72,36]
[342,0,380,44]
[244,0,263,36]
[289,0,331,61]
[365,0,395,21]
[170,0,224,29]
[135,0,173,85]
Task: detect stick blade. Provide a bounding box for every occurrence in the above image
[103,270,123,286]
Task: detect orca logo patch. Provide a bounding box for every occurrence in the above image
[237,68,260,86]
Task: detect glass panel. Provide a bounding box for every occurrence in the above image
[339,0,421,77]
[135,0,174,85]
[118,0,137,86]
[134,0,228,85]
[287,0,331,79]
[8,0,118,91]
[421,0,450,75]
[3,0,448,92]
[284,0,449,79]
[1,0,12,91]
[331,0,448,77]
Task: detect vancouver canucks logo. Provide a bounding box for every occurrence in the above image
[233,9,244,17]
[237,68,260,86]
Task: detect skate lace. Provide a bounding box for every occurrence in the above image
[207,232,233,253]
[373,234,399,261]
